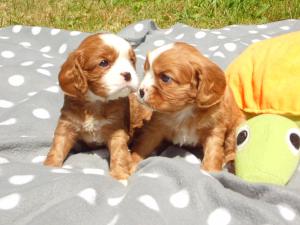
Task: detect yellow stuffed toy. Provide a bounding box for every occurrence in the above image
[226,31,300,126]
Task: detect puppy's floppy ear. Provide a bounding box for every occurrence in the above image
[194,57,226,108]
[59,50,88,97]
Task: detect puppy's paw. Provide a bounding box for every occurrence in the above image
[201,163,222,172]
[129,162,139,175]
[43,156,63,167]
[110,169,130,180]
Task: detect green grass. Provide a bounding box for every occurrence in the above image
[1,0,300,32]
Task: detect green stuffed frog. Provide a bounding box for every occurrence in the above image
[235,114,300,185]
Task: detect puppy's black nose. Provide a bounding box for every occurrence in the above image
[139,89,145,98]
[121,72,131,81]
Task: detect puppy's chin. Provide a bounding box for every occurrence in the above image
[107,87,132,101]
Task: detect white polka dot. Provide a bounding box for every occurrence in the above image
[40,46,51,53]
[32,108,50,119]
[31,155,46,163]
[164,28,173,35]
[169,189,190,208]
[195,31,207,39]
[224,43,237,52]
[0,157,9,164]
[9,175,34,185]
[134,23,144,32]
[78,188,97,205]
[138,195,160,211]
[51,168,71,174]
[261,34,271,39]
[107,195,125,206]
[20,61,34,66]
[45,86,59,93]
[0,118,16,126]
[58,43,67,54]
[207,208,231,225]
[280,26,290,30]
[208,45,219,51]
[42,54,54,59]
[213,51,225,58]
[41,63,54,68]
[118,179,128,186]
[70,31,81,36]
[27,92,37,96]
[184,153,200,165]
[0,36,9,40]
[51,29,61,35]
[211,31,221,34]
[175,33,184,40]
[1,50,15,58]
[138,173,160,178]
[19,42,31,48]
[153,40,165,47]
[107,215,119,225]
[0,193,21,210]
[257,24,268,29]
[12,25,22,33]
[8,75,24,87]
[36,68,51,76]
[251,39,261,43]
[249,30,258,34]
[31,26,41,35]
[217,35,226,39]
[62,165,72,169]
[0,100,14,108]
[82,168,105,175]
[277,204,296,221]
[222,27,231,31]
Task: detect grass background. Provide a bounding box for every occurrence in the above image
[1,0,300,32]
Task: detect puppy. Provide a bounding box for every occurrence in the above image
[130,42,245,173]
[44,33,139,179]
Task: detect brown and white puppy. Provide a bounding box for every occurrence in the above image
[130,42,245,173]
[44,33,139,179]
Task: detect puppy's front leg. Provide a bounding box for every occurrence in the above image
[130,127,164,174]
[201,133,225,172]
[44,119,78,167]
[107,129,132,180]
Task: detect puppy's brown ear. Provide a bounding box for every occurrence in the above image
[59,51,88,98]
[194,58,226,108]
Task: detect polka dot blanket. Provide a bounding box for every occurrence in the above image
[1,20,300,225]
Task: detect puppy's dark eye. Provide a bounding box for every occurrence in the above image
[99,60,109,67]
[160,73,172,83]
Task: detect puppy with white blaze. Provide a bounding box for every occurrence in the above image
[44,33,139,180]
[130,42,245,174]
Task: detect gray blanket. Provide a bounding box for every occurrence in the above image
[1,20,300,225]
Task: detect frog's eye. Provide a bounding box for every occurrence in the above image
[286,128,300,156]
[236,124,250,151]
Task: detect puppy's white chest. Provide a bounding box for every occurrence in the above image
[82,116,110,144]
[172,126,198,147]
[167,106,199,147]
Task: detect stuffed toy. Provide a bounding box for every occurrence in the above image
[235,114,300,185]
